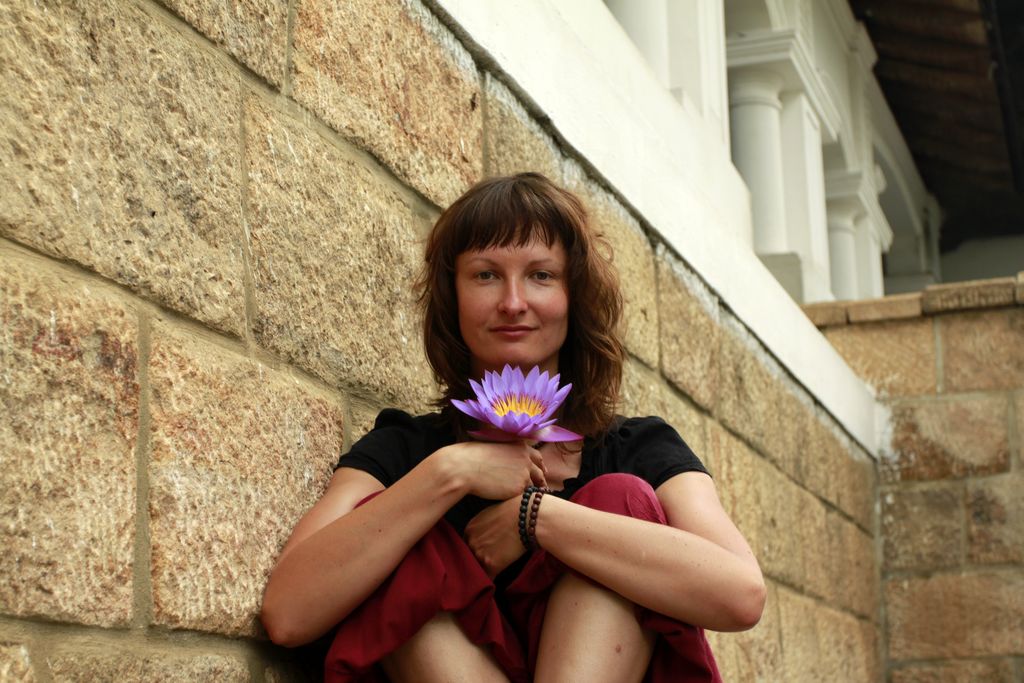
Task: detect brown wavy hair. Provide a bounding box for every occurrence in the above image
[417,172,625,439]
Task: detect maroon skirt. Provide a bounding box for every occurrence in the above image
[324,473,721,682]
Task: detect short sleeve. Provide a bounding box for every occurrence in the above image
[334,409,422,487]
[613,416,709,490]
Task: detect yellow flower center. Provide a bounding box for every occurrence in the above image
[491,394,545,417]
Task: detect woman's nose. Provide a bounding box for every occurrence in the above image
[497,280,527,315]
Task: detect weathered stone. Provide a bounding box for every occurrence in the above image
[620,360,707,465]
[801,301,846,328]
[820,511,877,619]
[890,659,1015,683]
[347,400,387,449]
[706,581,783,682]
[484,75,562,181]
[0,0,245,336]
[884,395,1010,482]
[823,318,937,397]
[47,650,248,682]
[923,277,1016,314]
[245,97,436,408]
[148,322,344,636]
[967,472,1023,564]
[777,587,879,683]
[941,308,1024,393]
[561,164,659,368]
[886,570,1024,659]
[1016,271,1024,304]
[847,292,923,323]
[291,0,482,207]
[712,424,823,591]
[0,255,137,627]
[0,643,34,682]
[715,319,792,466]
[161,0,288,87]
[657,251,720,411]
[881,484,963,571]
[803,418,875,532]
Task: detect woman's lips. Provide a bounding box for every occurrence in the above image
[491,326,534,339]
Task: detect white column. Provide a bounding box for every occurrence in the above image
[730,68,788,253]
[855,217,884,299]
[827,205,861,301]
[781,91,830,300]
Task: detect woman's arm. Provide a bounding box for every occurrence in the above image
[533,471,766,632]
[261,441,546,647]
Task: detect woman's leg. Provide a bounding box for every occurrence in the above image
[534,573,655,683]
[381,611,510,683]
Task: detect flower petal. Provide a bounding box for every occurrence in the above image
[532,424,583,443]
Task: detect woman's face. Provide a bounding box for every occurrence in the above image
[455,239,570,378]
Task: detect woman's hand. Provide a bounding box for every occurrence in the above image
[465,496,526,578]
[438,440,546,500]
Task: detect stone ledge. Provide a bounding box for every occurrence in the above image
[922,277,1017,314]
[801,301,847,327]
[803,275,1023,328]
[847,292,922,323]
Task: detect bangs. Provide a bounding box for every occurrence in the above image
[445,177,578,257]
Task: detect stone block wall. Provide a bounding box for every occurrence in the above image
[1,0,879,680]
[807,275,1024,682]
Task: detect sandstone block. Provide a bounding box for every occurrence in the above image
[778,587,879,683]
[820,511,878,619]
[712,426,821,591]
[657,252,720,411]
[291,0,482,207]
[621,360,707,464]
[0,256,137,627]
[47,650,248,682]
[884,395,1010,482]
[484,75,563,181]
[148,322,344,636]
[705,581,783,682]
[1017,271,1024,304]
[823,318,937,397]
[890,659,1015,683]
[801,301,846,328]
[923,277,1016,314]
[847,292,923,323]
[0,0,245,335]
[715,320,799,471]
[161,0,288,87]
[967,472,1023,564]
[885,570,1024,659]
[941,308,1024,393]
[0,643,34,682]
[561,165,659,368]
[245,97,436,407]
[881,484,963,571]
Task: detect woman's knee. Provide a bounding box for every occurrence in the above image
[570,474,666,523]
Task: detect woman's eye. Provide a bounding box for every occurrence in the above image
[475,271,496,281]
[533,271,554,281]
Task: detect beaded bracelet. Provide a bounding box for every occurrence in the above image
[518,486,538,549]
[518,486,550,549]
[527,488,546,548]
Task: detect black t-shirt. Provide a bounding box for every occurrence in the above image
[336,408,709,535]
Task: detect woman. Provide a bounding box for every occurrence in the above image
[261,173,765,682]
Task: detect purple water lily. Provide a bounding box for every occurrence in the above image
[452,364,582,443]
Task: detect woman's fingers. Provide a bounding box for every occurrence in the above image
[530,461,547,488]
